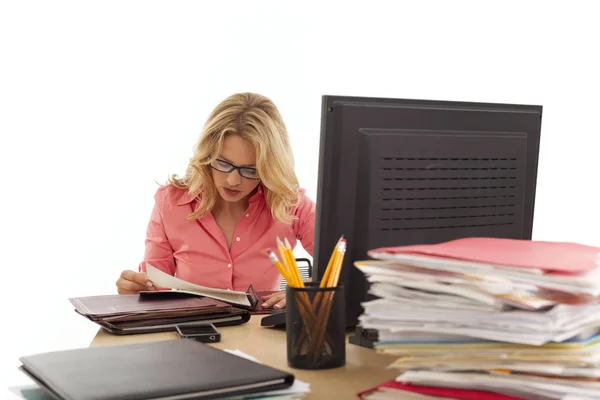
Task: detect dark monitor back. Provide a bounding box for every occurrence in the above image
[313,95,543,327]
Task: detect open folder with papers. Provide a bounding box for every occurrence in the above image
[145,264,258,309]
[144,264,277,314]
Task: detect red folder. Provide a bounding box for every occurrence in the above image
[358,380,527,400]
[369,237,600,275]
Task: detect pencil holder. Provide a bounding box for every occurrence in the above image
[285,282,346,369]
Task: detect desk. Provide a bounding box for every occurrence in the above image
[90,316,398,399]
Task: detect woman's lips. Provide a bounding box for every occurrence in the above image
[223,187,241,197]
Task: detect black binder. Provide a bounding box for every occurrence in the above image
[20,339,294,400]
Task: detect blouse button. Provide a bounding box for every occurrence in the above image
[227,263,232,268]
[236,237,241,242]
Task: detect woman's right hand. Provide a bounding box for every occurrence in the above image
[116,270,155,294]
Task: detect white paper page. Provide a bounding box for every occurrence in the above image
[431,364,600,378]
[374,389,453,400]
[146,264,250,307]
[359,263,539,294]
[222,349,310,398]
[371,279,499,306]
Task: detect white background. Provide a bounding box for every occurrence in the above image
[1,0,598,395]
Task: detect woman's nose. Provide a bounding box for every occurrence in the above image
[227,170,242,186]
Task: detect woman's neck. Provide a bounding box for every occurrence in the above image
[213,196,249,217]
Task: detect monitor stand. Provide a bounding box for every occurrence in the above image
[348,326,378,349]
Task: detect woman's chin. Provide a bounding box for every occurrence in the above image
[220,189,244,202]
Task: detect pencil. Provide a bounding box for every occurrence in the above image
[276,237,298,287]
[319,236,344,288]
[266,249,294,285]
[284,237,304,287]
[327,239,346,287]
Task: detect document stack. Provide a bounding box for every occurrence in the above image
[355,237,600,400]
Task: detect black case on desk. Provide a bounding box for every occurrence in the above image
[20,339,294,400]
[260,310,287,328]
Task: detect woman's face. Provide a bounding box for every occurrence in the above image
[210,134,261,204]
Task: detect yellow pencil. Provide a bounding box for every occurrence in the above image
[275,237,294,284]
[319,236,344,288]
[284,238,304,287]
[266,249,294,285]
[327,239,346,287]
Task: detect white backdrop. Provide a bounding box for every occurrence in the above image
[1,0,599,394]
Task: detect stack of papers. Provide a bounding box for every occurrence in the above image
[355,237,600,400]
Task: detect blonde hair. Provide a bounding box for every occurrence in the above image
[170,93,300,224]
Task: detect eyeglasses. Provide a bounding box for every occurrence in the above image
[209,159,260,180]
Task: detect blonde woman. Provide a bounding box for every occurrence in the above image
[115,93,315,310]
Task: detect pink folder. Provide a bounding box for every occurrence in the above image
[369,237,600,275]
[358,380,528,400]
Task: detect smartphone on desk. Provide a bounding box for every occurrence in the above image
[176,323,221,343]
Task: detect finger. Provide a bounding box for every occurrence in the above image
[273,298,286,309]
[261,291,281,301]
[116,277,148,293]
[117,287,138,295]
[121,270,154,289]
[261,293,285,308]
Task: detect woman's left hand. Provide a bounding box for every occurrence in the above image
[261,291,286,310]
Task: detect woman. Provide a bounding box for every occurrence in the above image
[116,93,315,310]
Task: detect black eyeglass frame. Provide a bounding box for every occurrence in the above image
[209,158,260,180]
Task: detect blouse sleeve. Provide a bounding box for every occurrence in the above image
[138,187,176,275]
[293,190,316,256]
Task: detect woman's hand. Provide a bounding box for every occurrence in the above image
[261,291,286,310]
[116,270,155,294]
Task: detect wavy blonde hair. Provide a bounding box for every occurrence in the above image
[170,93,300,224]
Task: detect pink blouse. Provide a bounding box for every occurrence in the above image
[138,184,315,291]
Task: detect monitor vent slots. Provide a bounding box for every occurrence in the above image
[376,157,519,232]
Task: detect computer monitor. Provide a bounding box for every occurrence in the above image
[312,95,543,332]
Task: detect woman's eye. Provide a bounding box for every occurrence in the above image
[243,168,258,177]
[216,160,231,169]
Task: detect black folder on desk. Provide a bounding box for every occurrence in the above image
[20,339,294,400]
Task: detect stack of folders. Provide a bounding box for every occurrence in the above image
[354,237,600,400]
[70,292,251,334]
